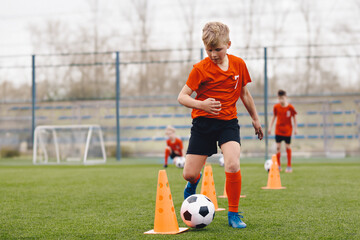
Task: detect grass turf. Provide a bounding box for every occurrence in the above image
[0,157,359,239]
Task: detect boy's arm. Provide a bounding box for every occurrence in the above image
[240,86,263,140]
[268,115,276,135]
[293,115,298,135]
[177,84,221,115]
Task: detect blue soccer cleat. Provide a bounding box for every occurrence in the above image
[184,173,202,199]
[228,211,247,228]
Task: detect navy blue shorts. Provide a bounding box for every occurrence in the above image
[186,117,241,157]
[275,135,291,144]
[170,151,181,159]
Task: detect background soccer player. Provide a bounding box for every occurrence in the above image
[164,125,184,168]
[268,89,298,172]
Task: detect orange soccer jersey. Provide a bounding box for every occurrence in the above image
[186,54,251,120]
[273,103,297,137]
[166,137,183,156]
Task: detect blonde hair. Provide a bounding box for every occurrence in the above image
[202,22,230,47]
[165,125,176,136]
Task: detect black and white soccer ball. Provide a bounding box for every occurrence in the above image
[175,156,185,168]
[264,159,272,172]
[180,194,215,228]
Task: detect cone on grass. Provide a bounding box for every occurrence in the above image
[144,170,188,234]
[218,180,246,198]
[200,165,225,211]
[262,154,286,190]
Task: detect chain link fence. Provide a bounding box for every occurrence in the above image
[0,46,359,158]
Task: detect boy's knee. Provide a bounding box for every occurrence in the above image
[183,172,197,183]
[225,158,240,173]
[226,164,240,173]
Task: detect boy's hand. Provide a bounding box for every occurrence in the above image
[201,98,221,115]
[252,120,263,140]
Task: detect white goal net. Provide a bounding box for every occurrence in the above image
[33,125,106,165]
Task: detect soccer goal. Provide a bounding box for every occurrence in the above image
[33,125,107,165]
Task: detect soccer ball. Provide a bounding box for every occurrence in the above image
[175,156,185,168]
[264,159,272,172]
[218,155,224,167]
[180,194,215,228]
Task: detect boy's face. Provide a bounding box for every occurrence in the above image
[278,95,287,106]
[205,41,231,65]
[166,131,175,139]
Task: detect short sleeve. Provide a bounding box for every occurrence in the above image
[273,105,277,116]
[186,67,203,91]
[178,138,183,149]
[290,105,297,116]
[241,61,252,87]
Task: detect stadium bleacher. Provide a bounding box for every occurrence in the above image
[1,96,359,156]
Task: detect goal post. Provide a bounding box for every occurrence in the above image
[33,125,107,165]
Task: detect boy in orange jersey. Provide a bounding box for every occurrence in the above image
[268,89,298,173]
[164,125,184,168]
[178,22,263,229]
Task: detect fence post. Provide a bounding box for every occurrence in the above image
[31,55,36,148]
[264,47,269,160]
[115,51,121,161]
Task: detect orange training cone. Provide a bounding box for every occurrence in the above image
[219,180,246,198]
[144,170,188,234]
[262,154,286,190]
[200,165,225,211]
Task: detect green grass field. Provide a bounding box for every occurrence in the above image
[1,157,359,239]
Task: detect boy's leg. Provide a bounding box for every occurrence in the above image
[285,143,292,172]
[183,154,206,199]
[221,141,246,229]
[276,142,281,170]
[164,147,171,167]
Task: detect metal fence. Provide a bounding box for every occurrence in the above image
[0,46,359,159]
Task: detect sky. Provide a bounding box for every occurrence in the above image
[0,0,359,88]
[1,0,359,55]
